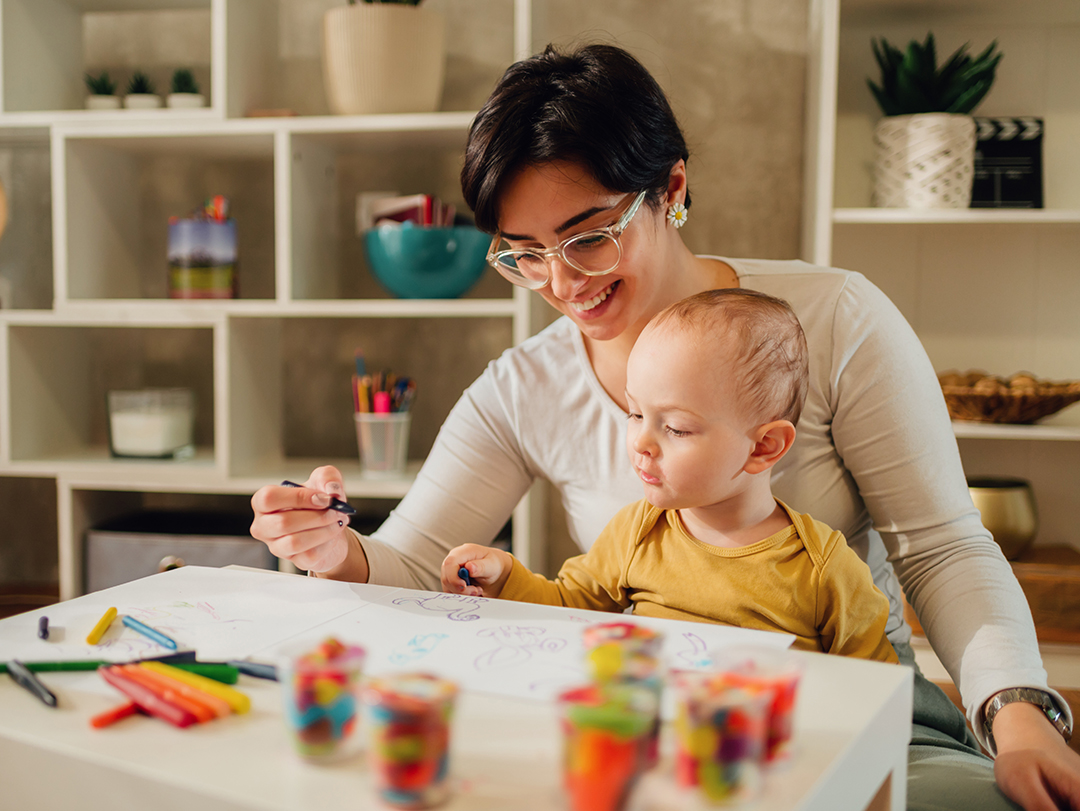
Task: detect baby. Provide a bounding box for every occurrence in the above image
[441,288,897,662]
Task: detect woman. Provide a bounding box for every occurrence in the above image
[252,44,1077,810]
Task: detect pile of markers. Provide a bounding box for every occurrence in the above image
[352,349,415,415]
[95,660,250,729]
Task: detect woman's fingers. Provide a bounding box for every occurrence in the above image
[305,465,347,500]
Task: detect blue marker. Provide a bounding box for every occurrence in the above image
[458,567,473,587]
[121,615,178,650]
[37,616,49,640]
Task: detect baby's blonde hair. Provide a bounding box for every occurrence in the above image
[649,288,809,425]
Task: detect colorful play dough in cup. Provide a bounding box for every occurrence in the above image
[672,670,770,805]
[557,682,658,811]
[278,637,366,761]
[362,673,458,809]
[709,646,804,763]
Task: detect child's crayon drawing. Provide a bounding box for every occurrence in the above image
[391,593,486,621]
[674,632,711,668]
[389,633,449,665]
[472,625,568,671]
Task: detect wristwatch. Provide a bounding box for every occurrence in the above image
[983,688,1073,756]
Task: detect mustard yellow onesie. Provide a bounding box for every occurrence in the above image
[500,499,898,663]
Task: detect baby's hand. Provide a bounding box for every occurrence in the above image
[441,544,513,598]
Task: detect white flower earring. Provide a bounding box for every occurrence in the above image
[667,202,688,229]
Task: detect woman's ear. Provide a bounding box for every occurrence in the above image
[665,159,688,208]
[743,420,797,475]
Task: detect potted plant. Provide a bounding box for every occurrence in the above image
[124,70,162,109]
[868,33,1002,208]
[85,71,120,110]
[167,68,205,109]
[322,0,446,116]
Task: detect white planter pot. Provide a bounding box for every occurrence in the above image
[86,95,121,110]
[167,93,206,109]
[322,4,446,116]
[124,93,162,109]
[873,113,976,208]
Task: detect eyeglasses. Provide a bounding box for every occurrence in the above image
[487,190,648,290]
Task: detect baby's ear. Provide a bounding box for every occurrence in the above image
[743,420,797,475]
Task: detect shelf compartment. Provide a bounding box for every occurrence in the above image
[834,209,1080,225]
[0,475,58,589]
[285,129,513,303]
[5,323,216,465]
[0,130,54,309]
[58,130,276,302]
[953,422,1080,441]
[833,3,1080,210]
[224,315,513,480]
[1,0,214,118]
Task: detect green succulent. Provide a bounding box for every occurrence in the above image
[85,71,117,96]
[171,68,200,95]
[127,71,156,96]
[868,33,1002,117]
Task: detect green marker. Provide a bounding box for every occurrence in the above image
[0,660,238,684]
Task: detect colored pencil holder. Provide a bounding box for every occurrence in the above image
[709,646,804,764]
[362,673,458,809]
[278,637,366,762]
[672,671,770,806]
[557,683,657,811]
[354,412,410,478]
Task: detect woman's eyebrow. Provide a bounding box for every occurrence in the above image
[500,205,612,241]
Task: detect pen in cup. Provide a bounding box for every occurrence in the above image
[280,480,357,516]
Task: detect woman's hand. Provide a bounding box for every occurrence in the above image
[441,543,514,598]
[992,701,1080,811]
[250,466,368,579]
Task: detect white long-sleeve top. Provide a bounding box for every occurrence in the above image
[360,257,1062,747]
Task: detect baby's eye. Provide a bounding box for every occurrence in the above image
[627,412,642,422]
[665,426,690,437]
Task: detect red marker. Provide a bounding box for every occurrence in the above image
[90,700,139,729]
[98,666,198,728]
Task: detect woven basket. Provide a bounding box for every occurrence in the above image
[939,370,1080,424]
[873,113,976,208]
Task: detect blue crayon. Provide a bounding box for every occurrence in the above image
[121,615,178,650]
[458,567,473,587]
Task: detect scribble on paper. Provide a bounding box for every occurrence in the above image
[389,633,449,665]
[674,632,711,668]
[473,625,567,671]
[391,593,486,622]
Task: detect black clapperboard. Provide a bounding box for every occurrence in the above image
[971,117,1044,208]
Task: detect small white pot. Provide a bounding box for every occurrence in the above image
[322,3,446,116]
[124,93,162,109]
[86,95,121,110]
[167,93,205,109]
[873,113,976,208]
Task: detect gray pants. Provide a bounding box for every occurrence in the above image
[896,641,1021,811]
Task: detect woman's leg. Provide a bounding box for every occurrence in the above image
[894,641,1022,811]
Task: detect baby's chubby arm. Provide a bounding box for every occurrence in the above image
[441,544,515,598]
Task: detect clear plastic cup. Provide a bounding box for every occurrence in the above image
[362,673,458,809]
[581,622,664,767]
[354,412,410,478]
[278,637,366,762]
[557,682,658,811]
[709,646,805,764]
[671,670,770,806]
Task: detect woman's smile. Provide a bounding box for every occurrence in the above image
[568,280,620,318]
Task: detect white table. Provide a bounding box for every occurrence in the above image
[0,569,912,811]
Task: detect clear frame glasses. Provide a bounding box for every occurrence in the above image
[487,189,648,290]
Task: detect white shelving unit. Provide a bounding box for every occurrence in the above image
[0,0,541,599]
[803,0,1080,552]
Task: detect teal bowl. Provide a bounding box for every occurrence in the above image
[364,225,490,299]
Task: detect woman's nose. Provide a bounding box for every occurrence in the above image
[547,256,588,301]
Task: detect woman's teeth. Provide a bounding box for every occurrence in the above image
[570,282,615,312]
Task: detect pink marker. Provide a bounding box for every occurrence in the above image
[373,391,391,414]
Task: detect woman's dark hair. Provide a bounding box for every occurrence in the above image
[461,43,690,234]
